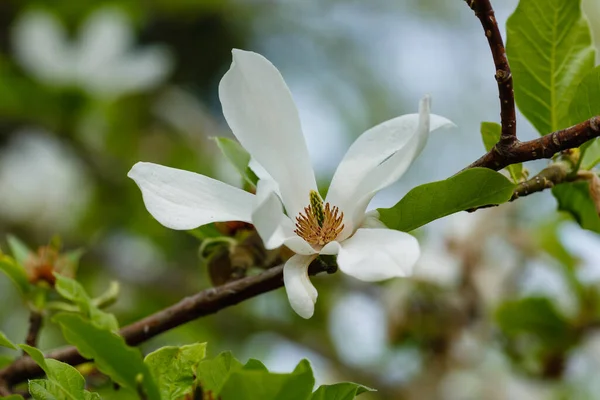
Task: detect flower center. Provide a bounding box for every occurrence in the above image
[294,190,344,247]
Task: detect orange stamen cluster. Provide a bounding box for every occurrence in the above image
[294,191,344,247]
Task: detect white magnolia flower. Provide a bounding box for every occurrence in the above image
[12,8,172,99]
[128,49,454,318]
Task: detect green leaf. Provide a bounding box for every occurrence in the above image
[219,359,314,400]
[0,395,25,400]
[569,66,600,169]
[0,354,14,369]
[214,137,257,187]
[480,121,500,152]
[311,383,376,400]
[496,297,573,348]
[480,122,523,182]
[0,253,30,295]
[0,331,16,350]
[580,138,600,170]
[196,351,243,395]
[569,66,600,126]
[53,313,160,400]
[144,343,206,400]
[243,359,269,371]
[553,181,600,233]
[7,235,33,267]
[54,274,119,331]
[506,0,596,134]
[378,168,515,232]
[20,344,99,400]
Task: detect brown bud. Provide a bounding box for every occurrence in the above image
[588,173,600,215]
[24,246,76,286]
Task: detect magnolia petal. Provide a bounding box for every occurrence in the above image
[328,96,454,237]
[283,236,318,255]
[12,10,74,85]
[77,8,132,75]
[128,162,254,230]
[252,180,295,249]
[360,210,388,229]
[219,49,317,219]
[336,228,420,282]
[283,254,318,318]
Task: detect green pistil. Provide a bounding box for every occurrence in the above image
[309,190,325,227]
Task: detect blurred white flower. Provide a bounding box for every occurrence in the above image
[128,49,455,318]
[566,332,600,398]
[12,8,172,99]
[0,131,91,232]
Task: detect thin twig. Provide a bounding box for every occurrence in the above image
[466,117,600,171]
[510,163,570,200]
[465,0,517,150]
[0,261,333,387]
[24,311,43,349]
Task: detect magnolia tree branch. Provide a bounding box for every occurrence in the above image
[0,261,334,387]
[24,311,43,349]
[467,117,600,172]
[465,0,517,150]
[464,0,600,199]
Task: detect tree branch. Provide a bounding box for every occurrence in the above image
[464,0,600,201]
[466,117,600,172]
[0,261,334,387]
[24,311,43,349]
[510,163,570,200]
[465,0,517,150]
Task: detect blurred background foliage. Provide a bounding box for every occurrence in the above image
[1,0,600,399]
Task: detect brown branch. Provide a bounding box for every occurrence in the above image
[510,163,570,200]
[466,117,600,172]
[465,0,517,150]
[0,260,334,387]
[24,311,43,349]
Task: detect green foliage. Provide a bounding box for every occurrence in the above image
[0,395,25,400]
[218,359,314,400]
[6,235,33,268]
[311,383,376,400]
[54,274,119,331]
[144,343,206,400]
[378,168,515,232]
[20,344,101,400]
[0,354,14,369]
[580,139,600,170]
[53,313,160,400]
[480,122,523,182]
[569,66,600,126]
[214,136,258,187]
[506,0,596,134]
[495,297,574,349]
[0,252,30,295]
[196,351,244,395]
[0,331,16,350]
[552,181,600,233]
[569,66,600,169]
[194,352,371,400]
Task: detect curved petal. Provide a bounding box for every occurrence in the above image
[360,210,388,229]
[219,49,317,219]
[12,10,74,85]
[76,8,132,76]
[252,180,316,255]
[283,254,318,318]
[327,95,454,237]
[128,162,254,230]
[336,228,420,282]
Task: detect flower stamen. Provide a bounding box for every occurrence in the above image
[294,190,344,246]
